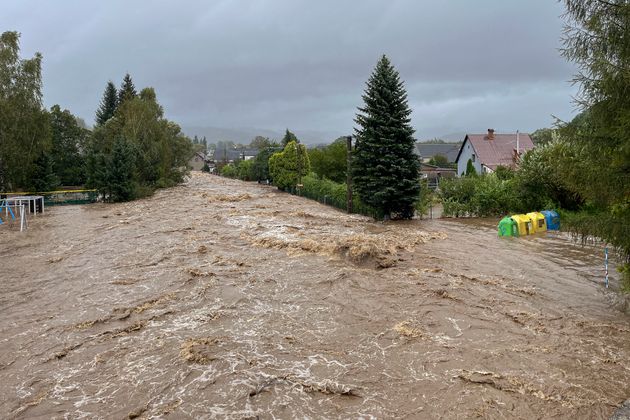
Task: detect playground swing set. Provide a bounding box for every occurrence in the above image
[0,199,29,232]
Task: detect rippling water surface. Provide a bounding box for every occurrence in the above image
[1,173,628,419]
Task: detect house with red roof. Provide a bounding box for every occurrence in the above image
[455,129,534,176]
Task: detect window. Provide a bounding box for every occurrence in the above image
[472,154,476,162]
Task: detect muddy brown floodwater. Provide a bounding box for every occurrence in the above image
[1,172,629,419]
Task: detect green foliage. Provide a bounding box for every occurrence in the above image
[308,137,348,183]
[237,159,255,181]
[428,154,449,167]
[558,1,630,263]
[86,83,193,201]
[494,166,515,181]
[297,174,382,218]
[106,137,136,202]
[353,55,420,219]
[530,128,556,146]
[0,31,51,191]
[95,81,118,126]
[269,140,310,190]
[117,73,137,105]
[249,136,272,149]
[281,129,298,147]
[220,163,237,178]
[251,145,280,182]
[465,159,477,176]
[415,179,436,217]
[440,174,516,217]
[50,105,88,185]
[512,142,582,211]
[31,151,59,192]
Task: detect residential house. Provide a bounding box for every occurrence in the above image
[211,148,259,163]
[189,151,209,171]
[455,129,534,176]
[415,143,461,163]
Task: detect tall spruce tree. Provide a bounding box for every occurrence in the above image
[106,137,136,202]
[117,73,137,105]
[95,81,118,126]
[353,55,420,219]
[281,129,298,146]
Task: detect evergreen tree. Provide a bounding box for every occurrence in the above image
[281,129,298,147]
[31,151,59,192]
[352,55,420,219]
[193,135,199,144]
[95,81,118,126]
[269,140,310,190]
[106,137,136,202]
[117,73,137,105]
[465,159,477,176]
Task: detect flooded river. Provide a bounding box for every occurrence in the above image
[1,172,629,419]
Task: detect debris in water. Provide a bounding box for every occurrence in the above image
[297,378,360,397]
[393,320,424,338]
[207,193,251,202]
[180,337,220,364]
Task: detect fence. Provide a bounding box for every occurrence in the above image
[286,185,383,219]
[0,189,98,207]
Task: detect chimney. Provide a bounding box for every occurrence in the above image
[487,128,495,140]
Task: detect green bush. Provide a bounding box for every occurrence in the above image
[440,174,516,217]
[294,174,382,218]
[269,141,310,190]
[220,163,238,178]
[236,159,255,181]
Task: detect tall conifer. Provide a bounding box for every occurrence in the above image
[353,55,420,219]
[95,81,118,126]
[117,73,137,105]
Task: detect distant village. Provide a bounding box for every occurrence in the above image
[190,128,534,189]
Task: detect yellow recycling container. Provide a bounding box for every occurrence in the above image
[526,212,547,233]
[511,214,533,236]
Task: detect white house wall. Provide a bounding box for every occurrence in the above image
[456,139,482,176]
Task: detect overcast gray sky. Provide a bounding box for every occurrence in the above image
[3,0,577,141]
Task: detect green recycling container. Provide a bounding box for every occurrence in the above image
[498,216,518,237]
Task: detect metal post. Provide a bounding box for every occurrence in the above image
[605,247,609,288]
[20,204,25,232]
[346,135,353,213]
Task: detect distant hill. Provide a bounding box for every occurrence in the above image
[182,126,342,145]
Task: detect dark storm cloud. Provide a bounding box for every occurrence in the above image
[2,0,577,140]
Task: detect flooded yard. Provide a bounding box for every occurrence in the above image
[1,172,629,419]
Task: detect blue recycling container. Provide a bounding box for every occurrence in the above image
[541,210,560,230]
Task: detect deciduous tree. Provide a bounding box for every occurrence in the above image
[0,31,51,190]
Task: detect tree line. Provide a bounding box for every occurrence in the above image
[220,56,422,220]
[0,31,194,201]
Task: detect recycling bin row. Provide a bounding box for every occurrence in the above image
[498,210,560,237]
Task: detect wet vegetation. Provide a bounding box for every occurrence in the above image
[0,32,194,199]
[438,0,630,287]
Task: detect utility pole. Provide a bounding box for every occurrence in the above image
[346,135,353,213]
